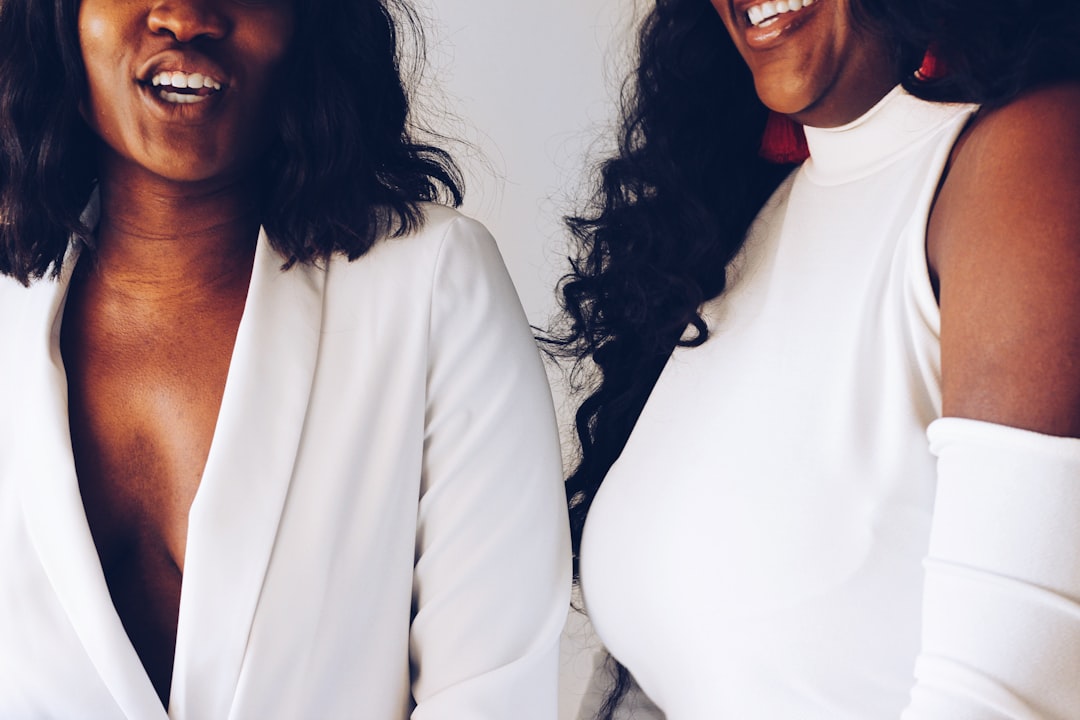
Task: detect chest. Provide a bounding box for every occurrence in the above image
[0,241,438,717]
[59,285,244,703]
[63,315,239,564]
[578,162,960,716]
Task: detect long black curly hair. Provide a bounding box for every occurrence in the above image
[0,0,463,284]
[551,0,1080,715]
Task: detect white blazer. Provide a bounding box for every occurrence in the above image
[0,204,571,719]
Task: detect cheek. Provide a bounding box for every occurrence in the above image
[255,12,296,69]
[710,0,742,42]
[234,20,294,107]
[78,3,113,69]
[78,14,120,103]
[708,2,756,74]
[77,23,109,128]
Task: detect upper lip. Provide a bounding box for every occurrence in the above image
[136,50,229,89]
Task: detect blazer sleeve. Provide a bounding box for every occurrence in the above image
[409,214,571,719]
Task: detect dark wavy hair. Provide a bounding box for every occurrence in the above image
[0,0,463,284]
[550,0,1080,716]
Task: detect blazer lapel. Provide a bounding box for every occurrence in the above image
[15,247,169,720]
[168,229,325,720]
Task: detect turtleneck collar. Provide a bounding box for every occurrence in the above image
[802,85,975,186]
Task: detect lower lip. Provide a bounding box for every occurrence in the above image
[743,1,820,49]
[139,82,224,119]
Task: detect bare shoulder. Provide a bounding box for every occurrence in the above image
[967,82,1080,146]
[934,82,1080,240]
[928,81,1080,437]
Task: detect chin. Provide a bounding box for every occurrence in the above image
[756,91,815,119]
[140,153,249,186]
[753,74,820,118]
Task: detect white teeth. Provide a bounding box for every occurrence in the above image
[149,70,222,91]
[151,69,221,104]
[746,0,813,27]
[159,90,207,104]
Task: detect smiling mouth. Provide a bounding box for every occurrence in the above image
[148,70,224,105]
[746,0,815,27]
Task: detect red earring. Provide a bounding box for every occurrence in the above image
[915,45,946,81]
[759,111,810,164]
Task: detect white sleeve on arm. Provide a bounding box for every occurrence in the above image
[410,215,571,719]
[901,417,1080,720]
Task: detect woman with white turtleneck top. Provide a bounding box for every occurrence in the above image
[555,1,1080,718]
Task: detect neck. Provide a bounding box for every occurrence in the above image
[794,75,898,129]
[87,162,260,304]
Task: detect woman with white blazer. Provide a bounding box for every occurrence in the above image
[0,0,570,717]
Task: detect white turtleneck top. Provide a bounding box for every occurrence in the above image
[579,87,1080,719]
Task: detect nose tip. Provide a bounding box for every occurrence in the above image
[147,0,229,43]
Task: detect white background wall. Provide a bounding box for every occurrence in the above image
[413,1,638,717]
[416,0,633,326]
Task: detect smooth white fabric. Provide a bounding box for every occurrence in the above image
[903,418,1080,720]
[0,204,571,719]
[580,88,991,718]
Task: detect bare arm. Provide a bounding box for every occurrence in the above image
[929,82,1080,437]
[903,82,1080,719]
